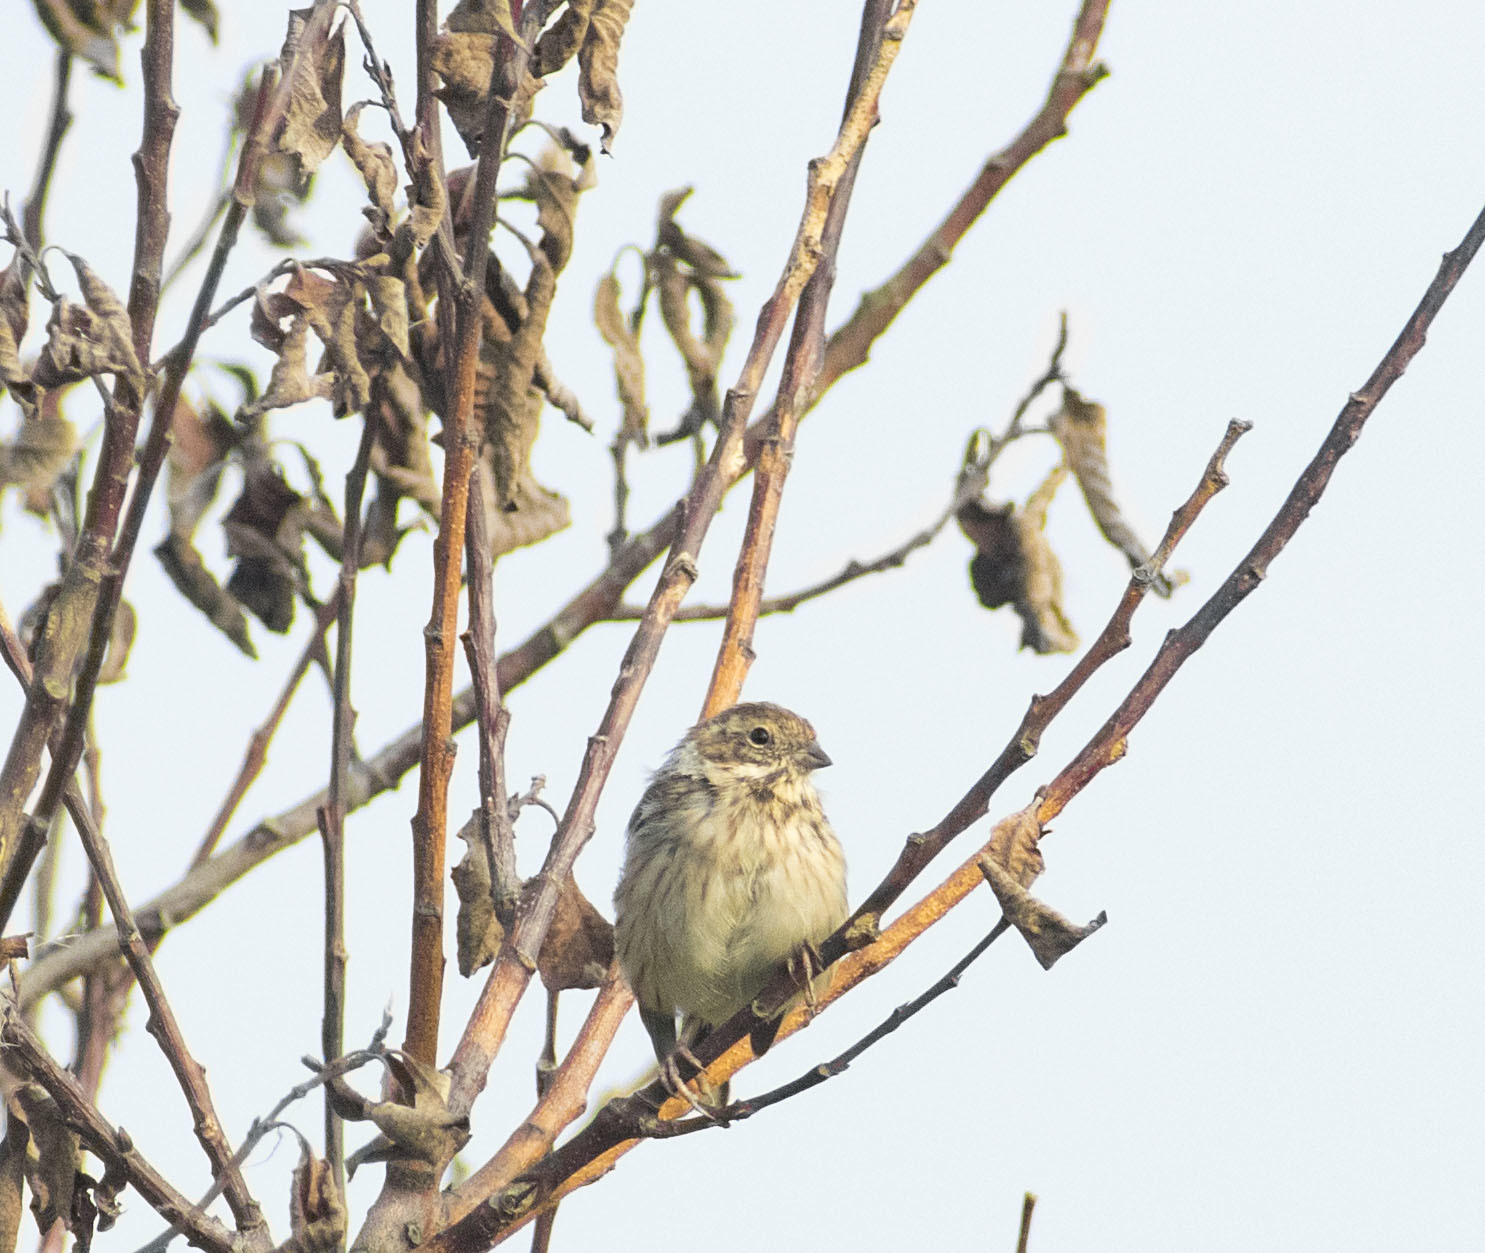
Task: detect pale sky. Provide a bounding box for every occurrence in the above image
[1,3,1482,1251]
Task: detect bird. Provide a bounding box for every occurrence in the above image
[613,701,848,1110]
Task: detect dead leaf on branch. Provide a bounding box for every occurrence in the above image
[0,1099,26,1253]
[222,459,309,635]
[341,103,399,242]
[32,255,145,394]
[178,0,218,43]
[1051,386,1180,597]
[284,1144,346,1253]
[31,0,137,81]
[533,0,594,77]
[593,269,648,445]
[534,871,614,992]
[576,0,633,152]
[979,802,1105,969]
[11,1084,78,1240]
[958,464,1079,654]
[0,407,79,509]
[343,1052,470,1178]
[274,4,346,180]
[0,259,34,415]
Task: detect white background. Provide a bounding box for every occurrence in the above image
[1,2,1483,1251]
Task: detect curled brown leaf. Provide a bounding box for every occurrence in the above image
[1052,386,1178,597]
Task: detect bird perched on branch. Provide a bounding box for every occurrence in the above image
[614,702,848,1110]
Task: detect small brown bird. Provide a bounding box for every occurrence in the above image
[614,702,848,1104]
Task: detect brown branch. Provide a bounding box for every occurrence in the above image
[848,418,1249,935]
[700,0,890,717]
[0,0,183,886]
[404,0,548,1073]
[443,0,920,1124]
[442,971,632,1226]
[462,472,519,922]
[16,0,1108,1008]
[1035,200,1485,823]
[22,50,73,251]
[320,415,377,1197]
[1018,1193,1039,1253]
[0,995,237,1253]
[800,0,1110,412]
[48,751,268,1240]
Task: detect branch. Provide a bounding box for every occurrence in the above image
[1035,200,1485,822]
[21,50,73,251]
[404,0,548,1071]
[0,995,237,1253]
[700,0,891,716]
[443,0,921,1123]
[320,415,378,1196]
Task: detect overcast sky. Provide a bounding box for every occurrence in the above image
[1,2,1483,1251]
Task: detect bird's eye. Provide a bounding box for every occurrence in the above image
[748,726,773,747]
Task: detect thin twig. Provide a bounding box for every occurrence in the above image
[1036,201,1485,821]
[22,50,73,251]
[637,918,1013,1140]
[1017,1193,1038,1253]
[320,414,378,1198]
[191,589,341,867]
[462,470,519,923]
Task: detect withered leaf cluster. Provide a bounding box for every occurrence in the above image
[2,1085,123,1253]
[594,187,738,450]
[433,0,634,155]
[959,383,1179,651]
[329,1052,470,1179]
[958,463,1079,655]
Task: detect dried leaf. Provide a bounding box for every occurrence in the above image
[983,802,1046,890]
[533,0,593,76]
[31,0,132,80]
[477,453,570,557]
[284,1147,346,1253]
[429,33,497,154]
[958,468,1077,654]
[179,0,218,42]
[534,872,614,992]
[13,1085,78,1237]
[34,256,144,392]
[275,6,346,178]
[654,257,725,441]
[0,410,78,501]
[0,261,33,413]
[656,186,738,279]
[577,0,633,152]
[341,103,398,240]
[357,1054,469,1170]
[154,534,258,656]
[593,270,647,444]
[1051,387,1176,597]
[445,0,524,45]
[242,314,336,416]
[451,812,503,977]
[222,464,306,634]
[980,853,1106,970]
[164,396,236,539]
[95,598,135,684]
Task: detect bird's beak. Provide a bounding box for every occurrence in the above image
[800,742,832,771]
